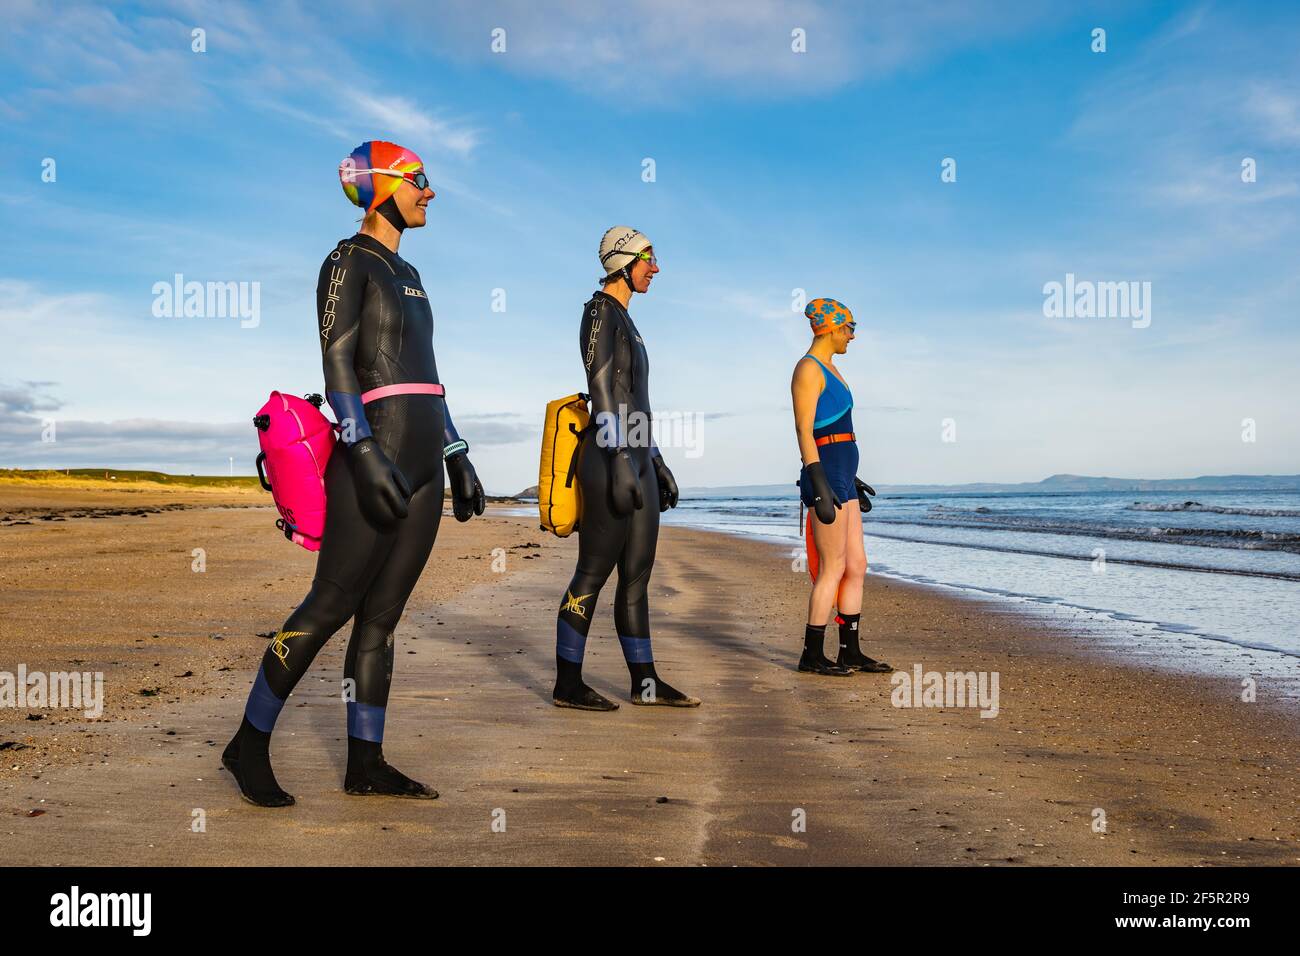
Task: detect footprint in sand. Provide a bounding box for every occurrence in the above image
[771,835,808,850]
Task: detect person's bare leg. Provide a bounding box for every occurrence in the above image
[801,507,853,675]
[834,507,890,672]
[836,506,866,616]
[807,507,848,624]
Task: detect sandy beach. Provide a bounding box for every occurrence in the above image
[1,485,1297,866]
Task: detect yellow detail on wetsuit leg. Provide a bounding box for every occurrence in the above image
[561,591,593,619]
[270,630,311,668]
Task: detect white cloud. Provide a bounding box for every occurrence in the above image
[2,1,483,157]
[406,0,1056,99]
[1062,4,1300,242]
[0,414,253,473]
[345,91,479,157]
[1245,84,1300,146]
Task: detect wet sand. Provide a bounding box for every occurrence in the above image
[1,487,1297,865]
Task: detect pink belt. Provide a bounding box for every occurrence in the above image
[361,383,444,404]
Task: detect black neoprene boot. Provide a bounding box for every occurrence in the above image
[553,657,619,711]
[835,613,892,672]
[627,663,701,706]
[798,624,853,676]
[222,717,296,808]
[344,737,438,799]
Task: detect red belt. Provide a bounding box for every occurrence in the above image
[815,432,855,447]
[361,383,444,404]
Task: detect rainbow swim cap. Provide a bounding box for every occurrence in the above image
[339,141,424,213]
[805,297,854,335]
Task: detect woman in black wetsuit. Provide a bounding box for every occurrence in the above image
[552,227,699,712]
[223,140,485,807]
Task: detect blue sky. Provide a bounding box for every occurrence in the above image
[1,0,1297,494]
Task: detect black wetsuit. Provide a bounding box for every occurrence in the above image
[553,291,695,709]
[225,232,482,804]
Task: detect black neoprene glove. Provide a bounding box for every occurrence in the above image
[803,460,842,525]
[349,437,411,526]
[854,477,876,514]
[445,451,486,522]
[610,450,643,516]
[652,454,679,512]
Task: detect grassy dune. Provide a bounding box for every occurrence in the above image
[0,468,262,493]
[0,468,523,501]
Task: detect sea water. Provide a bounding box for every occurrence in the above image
[503,489,1300,685]
[660,490,1300,684]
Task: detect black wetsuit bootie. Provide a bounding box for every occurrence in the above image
[798,624,853,676]
[344,737,438,799]
[627,663,701,707]
[836,613,892,673]
[837,649,892,672]
[221,717,296,807]
[552,658,619,711]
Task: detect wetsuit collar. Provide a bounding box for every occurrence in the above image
[350,231,405,265]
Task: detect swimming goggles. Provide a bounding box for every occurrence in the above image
[342,166,431,191]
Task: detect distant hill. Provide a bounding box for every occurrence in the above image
[681,474,1300,498]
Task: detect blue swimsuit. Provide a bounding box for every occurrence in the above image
[800,354,858,504]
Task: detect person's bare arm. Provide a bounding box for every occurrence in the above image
[791,357,824,466]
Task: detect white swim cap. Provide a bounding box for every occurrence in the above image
[599,225,652,276]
